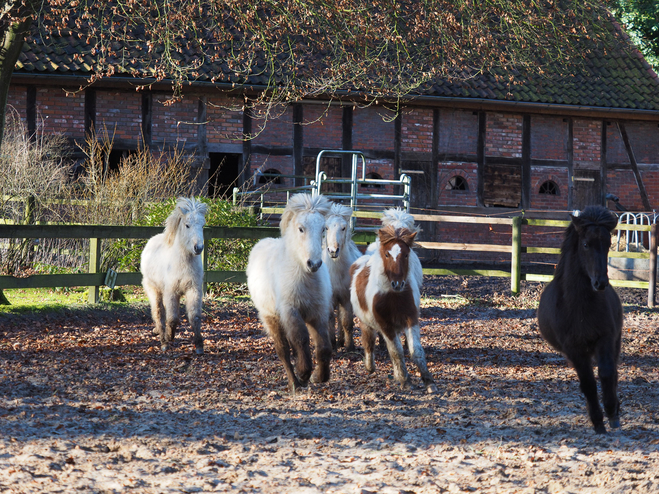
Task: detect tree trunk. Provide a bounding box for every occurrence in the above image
[0,14,33,305]
[0,16,32,147]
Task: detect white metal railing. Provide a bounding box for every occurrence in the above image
[616,212,654,252]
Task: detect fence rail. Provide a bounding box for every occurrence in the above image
[1,213,657,306]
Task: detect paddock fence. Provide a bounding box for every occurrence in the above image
[0,212,657,306]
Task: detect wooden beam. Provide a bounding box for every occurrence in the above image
[521,115,531,209]
[477,111,486,207]
[617,121,651,210]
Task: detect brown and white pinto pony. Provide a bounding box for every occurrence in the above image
[350,225,437,393]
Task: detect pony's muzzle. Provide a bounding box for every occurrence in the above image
[307,259,323,272]
[591,276,609,291]
[328,247,340,259]
[194,243,204,255]
[391,280,406,291]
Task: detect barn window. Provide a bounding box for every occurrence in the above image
[445,175,468,191]
[361,172,382,189]
[258,168,282,185]
[539,180,559,195]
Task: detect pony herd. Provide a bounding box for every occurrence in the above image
[141,196,623,434]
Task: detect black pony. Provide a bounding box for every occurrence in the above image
[537,206,623,434]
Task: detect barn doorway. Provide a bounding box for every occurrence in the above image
[208,153,242,199]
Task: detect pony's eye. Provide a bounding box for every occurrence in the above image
[186,224,190,229]
[342,227,346,231]
[299,227,304,233]
[582,241,588,249]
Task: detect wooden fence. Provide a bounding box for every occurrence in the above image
[1,213,657,306]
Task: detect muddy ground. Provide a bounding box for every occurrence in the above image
[0,276,658,493]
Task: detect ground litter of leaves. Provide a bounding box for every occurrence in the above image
[1,276,659,494]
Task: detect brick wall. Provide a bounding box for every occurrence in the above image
[6,86,27,127]
[573,119,601,167]
[530,167,569,210]
[353,106,395,151]
[37,87,85,138]
[531,115,568,160]
[401,108,433,153]
[437,162,478,207]
[207,95,243,145]
[251,105,293,147]
[438,109,478,155]
[151,93,197,146]
[486,112,522,158]
[303,105,342,149]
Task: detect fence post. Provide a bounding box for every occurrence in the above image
[649,224,657,308]
[88,238,101,304]
[201,238,208,297]
[511,216,522,295]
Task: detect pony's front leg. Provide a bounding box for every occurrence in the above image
[263,315,302,395]
[162,292,180,351]
[338,302,355,352]
[145,283,166,340]
[282,310,313,387]
[185,286,204,355]
[361,325,377,373]
[381,332,410,389]
[328,303,338,351]
[598,345,620,429]
[306,316,332,384]
[404,325,437,394]
[570,354,606,434]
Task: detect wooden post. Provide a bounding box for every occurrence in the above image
[88,238,101,304]
[511,216,522,294]
[649,224,657,308]
[201,240,208,297]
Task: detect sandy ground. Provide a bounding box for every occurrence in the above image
[0,277,658,493]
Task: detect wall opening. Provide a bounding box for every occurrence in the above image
[446,175,468,191]
[361,172,382,189]
[258,168,282,185]
[539,180,559,195]
[208,153,242,199]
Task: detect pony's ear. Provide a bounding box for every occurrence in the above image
[401,229,418,248]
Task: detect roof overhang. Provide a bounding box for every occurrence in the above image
[11,72,659,122]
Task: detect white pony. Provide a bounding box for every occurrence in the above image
[366,207,423,291]
[247,193,333,394]
[323,203,362,351]
[141,197,209,355]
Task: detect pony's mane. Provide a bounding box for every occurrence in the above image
[329,202,353,222]
[378,224,418,248]
[381,208,421,235]
[280,193,331,233]
[555,206,617,280]
[163,197,209,245]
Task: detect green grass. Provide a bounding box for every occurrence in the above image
[0,286,148,316]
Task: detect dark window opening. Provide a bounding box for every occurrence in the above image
[209,153,242,199]
[446,175,468,191]
[107,149,136,174]
[539,180,559,195]
[258,168,282,185]
[362,172,382,189]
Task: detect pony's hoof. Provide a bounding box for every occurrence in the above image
[425,383,438,394]
[593,423,607,434]
[609,417,621,429]
[195,347,204,356]
[160,343,169,351]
